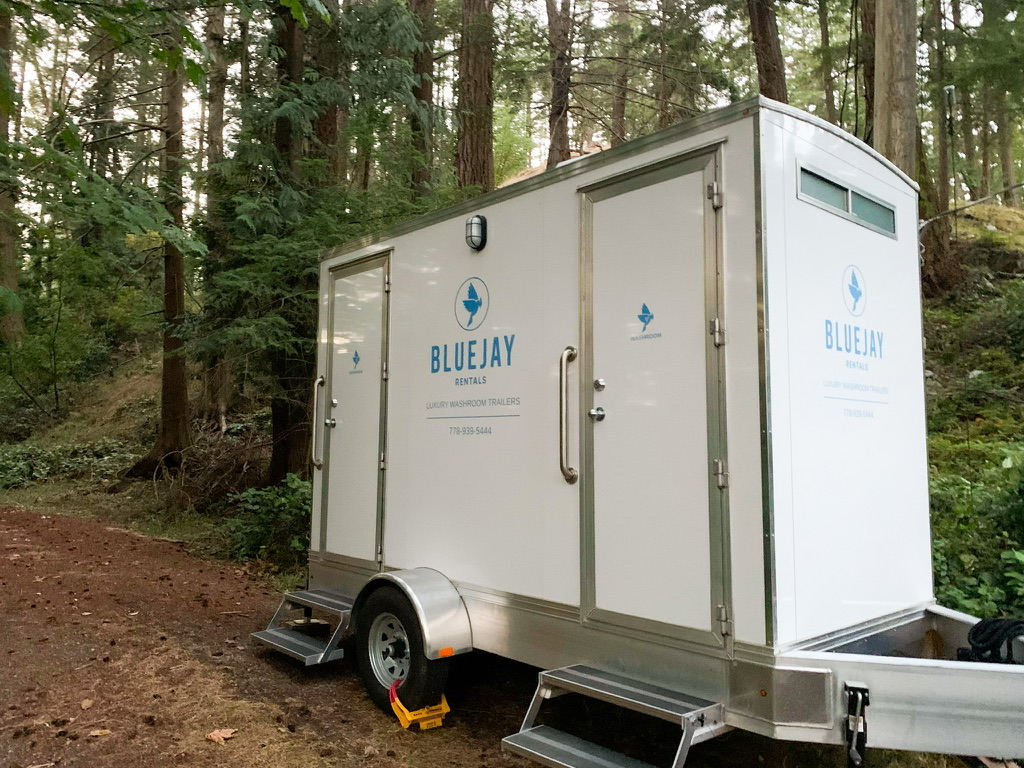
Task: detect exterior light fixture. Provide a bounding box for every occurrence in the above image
[466,215,487,251]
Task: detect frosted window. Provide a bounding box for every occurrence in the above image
[800,169,848,211]
[852,192,896,234]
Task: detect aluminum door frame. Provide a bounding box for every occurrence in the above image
[578,146,731,651]
[319,251,392,572]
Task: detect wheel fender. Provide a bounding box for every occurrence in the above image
[355,568,473,660]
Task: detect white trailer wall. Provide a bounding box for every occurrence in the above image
[761,110,932,645]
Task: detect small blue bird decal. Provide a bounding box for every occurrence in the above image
[848,271,863,312]
[463,283,483,327]
[638,303,654,332]
[352,350,360,369]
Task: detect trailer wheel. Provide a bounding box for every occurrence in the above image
[356,586,450,712]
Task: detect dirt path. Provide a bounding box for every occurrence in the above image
[0,505,542,768]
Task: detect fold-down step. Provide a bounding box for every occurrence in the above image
[251,588,353,666]
[503,665,728,768]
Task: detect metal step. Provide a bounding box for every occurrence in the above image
[507,665,729,768]
[252,588,353,666]
[251,626,345,666]
[540,666,717,725]
[503,725,657,768]
[281,589,353,614]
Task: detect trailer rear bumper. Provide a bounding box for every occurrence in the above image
[730,604,1024,757]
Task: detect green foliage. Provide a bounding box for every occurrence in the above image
[218,473,312,570]
[926,269,1024,617]
[0,439,138,490]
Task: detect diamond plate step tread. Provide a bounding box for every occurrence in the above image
[541,666,716,723]
[283,589,354,614]
[251,627,343,666]
[503,726,657,768]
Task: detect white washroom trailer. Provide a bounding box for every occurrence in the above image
[254,97,1024,767]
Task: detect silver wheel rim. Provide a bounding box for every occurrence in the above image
[367,612,411,689]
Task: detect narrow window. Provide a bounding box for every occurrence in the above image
[800,168,848,212]
[851,192,896,234]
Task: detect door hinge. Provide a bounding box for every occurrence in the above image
[376,544,384,563]
[382,361,389,381]
[384,275,391,293]
[713,458,729,489]
[717,603,735,656]
[710,317,726,347]
[379,452,387,470]
[707,181,723,210]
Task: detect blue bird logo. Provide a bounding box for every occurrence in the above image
[352,350,360,369]
[842,265,866,317]
[637,303,654,332]
[463,282,483,327]
[848,271,862,312]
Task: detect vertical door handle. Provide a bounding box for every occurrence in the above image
[559,346,578,484]
[311,375,325,469]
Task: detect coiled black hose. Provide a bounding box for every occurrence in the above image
[957,618,1024,663]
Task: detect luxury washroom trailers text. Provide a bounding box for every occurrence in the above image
[254,97,1024,765]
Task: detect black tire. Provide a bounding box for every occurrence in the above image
[355,586,451,712]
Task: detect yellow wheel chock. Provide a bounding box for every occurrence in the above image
[388,682,450,730]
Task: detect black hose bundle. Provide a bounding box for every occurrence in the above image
[957,618,1024,663]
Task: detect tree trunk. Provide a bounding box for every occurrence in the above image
[928,0,949,211]
[91,34,116,179]
[950,0,977,201]
[747,0,788,103]
[918,128,959,296]
[267,2,313,483]
[818,0,837,123]
[127,13,191,477]
[409,0,436,195]
[994,89,1017,205]
[609,0,630,146]
[275,5,305,182]
[545,0,572,167]
[455,0,494,189]
[860,0,876,143]
[981,88,992,197]
[201,3,231,433]
[0,10,23,347]
[873,0,917,176]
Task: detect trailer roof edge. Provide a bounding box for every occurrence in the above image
[321,96,917,263]
[756,97,920,193]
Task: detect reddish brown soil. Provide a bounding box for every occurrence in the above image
[0,504,959,768]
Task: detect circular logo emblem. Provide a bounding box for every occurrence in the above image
[454,277,490,331]
[842,265,866,317]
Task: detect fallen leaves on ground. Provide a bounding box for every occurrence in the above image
[206,727,238,744]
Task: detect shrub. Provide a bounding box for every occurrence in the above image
[219,473,311,570]
[0,439,138,490]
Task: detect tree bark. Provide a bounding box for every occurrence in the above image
[994,89,1017,206]
[927,0,949,211]
[818,0,837,123]
[545,0,572,167]
[201,3,231,433]
[747,0,788,103]
[860,0,876,143]
[456,0,494,189]
[0,10,23,347]
[609,0,630,146]
[409,0,436,194]
[267,1,313,484]
[918,128,959,296]
[873,0,917,176]
[127,13,191,477]
[275,5,305,182]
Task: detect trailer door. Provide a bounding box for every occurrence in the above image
[320,254,390,568]
[581,150,728,650]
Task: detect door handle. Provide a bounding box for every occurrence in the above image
[588,407,606,422]
[325,418,337,428]
[559,346,578,484]
[311,375,325,469]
